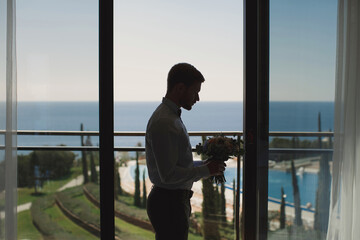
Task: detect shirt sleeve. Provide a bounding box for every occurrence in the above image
[149,118,209,185]
[193,160,204,167]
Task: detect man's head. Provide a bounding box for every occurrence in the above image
[166,63,205,110]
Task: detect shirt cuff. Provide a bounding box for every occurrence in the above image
[194,164,210,181]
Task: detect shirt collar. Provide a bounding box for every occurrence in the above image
[162,97,181,117]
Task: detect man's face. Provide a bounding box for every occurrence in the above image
[180,81,202,111]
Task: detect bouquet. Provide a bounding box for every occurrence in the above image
[196,135,244,184]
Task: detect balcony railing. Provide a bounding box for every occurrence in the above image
[1,130,334,237]
[0,130,334,153]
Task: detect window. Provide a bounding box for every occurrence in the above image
[16,1,100,239]
[268,0,337,239]
[114,1,243,239]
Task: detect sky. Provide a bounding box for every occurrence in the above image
[15,0,338,102]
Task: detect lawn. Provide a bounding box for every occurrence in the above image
[18,167,82,205]
[44,203,98,240]
[115,218,155,240]
[17,179,203,240]
[17,210,43,240]
[113,211,202,240]
[85,184,203,240]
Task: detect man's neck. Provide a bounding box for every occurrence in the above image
[164,94,180,108]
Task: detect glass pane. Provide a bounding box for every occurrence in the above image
[16,0,99,239]
[114,1,243,239]
[0,0,6,236]
[268,1,337,239]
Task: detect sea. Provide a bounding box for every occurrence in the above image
[12,101,334,146]
[1,101,334,207]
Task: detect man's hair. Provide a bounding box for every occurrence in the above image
[167,63,205,92]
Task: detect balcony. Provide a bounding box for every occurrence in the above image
[0,130,333,239]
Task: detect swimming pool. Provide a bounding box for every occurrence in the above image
[130,165,320,207]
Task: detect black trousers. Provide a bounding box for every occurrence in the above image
[147,186,193,240]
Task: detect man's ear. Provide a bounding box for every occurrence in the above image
[175,82,186,94]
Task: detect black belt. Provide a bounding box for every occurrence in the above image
[152,185,193,199]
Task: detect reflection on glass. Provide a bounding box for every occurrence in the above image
[16,0,99,239]
[0,43,5,240]
[269,0,337,239]
[0,25,4,236]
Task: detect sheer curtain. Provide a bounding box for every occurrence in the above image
[327,0,360,239]
[1,0,17,239]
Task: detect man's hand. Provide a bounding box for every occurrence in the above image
[205,160,226,176]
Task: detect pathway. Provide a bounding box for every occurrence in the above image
[0,174,86,218]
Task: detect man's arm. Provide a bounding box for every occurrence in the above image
[150,119,226,184]
[150,119,209,184]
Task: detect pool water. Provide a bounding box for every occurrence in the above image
[130,165,320,207]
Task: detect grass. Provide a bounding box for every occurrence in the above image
[76,194,100,216]
[69,190,155,240]
[44,202,98,240]
[116,194,149,221]
[56,187,101,229]
[17,210,43,240]
[189,233,204,240]
[113,212,202,240]
[18,167,82,205]
[85,183,202,239]
[30,191,99,239]
[115,193,203,239]
[86,183,150,221]
[15,169,203,240]
[115,218,155,240]
[18,188,46,206]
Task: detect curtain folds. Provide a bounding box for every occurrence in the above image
[1,0,17,239]
[327,0,360,239]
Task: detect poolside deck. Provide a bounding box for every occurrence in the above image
[119,158,317,230]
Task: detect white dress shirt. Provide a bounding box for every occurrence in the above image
[145,98,210,190]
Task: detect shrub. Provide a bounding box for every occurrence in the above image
[85,182,99,199]
[85,182,150,222]
[18,150,75,188]
[17,154,32,188]
[33,150,75,179]
[56,187,100,227]
[57,186,121,236]
[30,194,73,239]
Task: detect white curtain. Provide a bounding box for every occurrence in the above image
[327,0,360,239]
[1,0,17,239]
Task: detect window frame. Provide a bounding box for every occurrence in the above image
[98,0,270,239]
[242,0,269,239]
[99,1,115,239]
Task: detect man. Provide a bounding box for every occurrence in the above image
[145,63,226,240]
